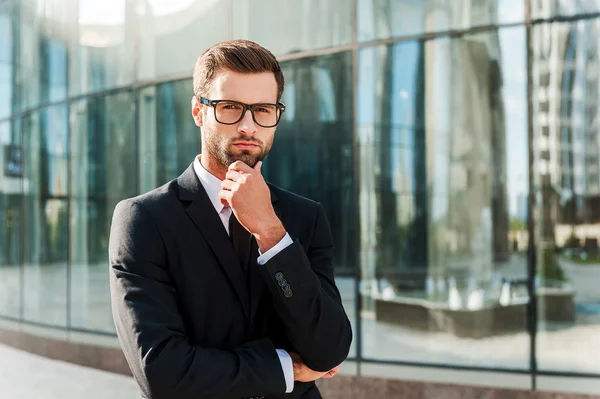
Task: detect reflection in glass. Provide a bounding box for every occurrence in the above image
[531,19,600,374]
[22,108,69,327]
[69,92,135,332]
[137,1,228,81]
[0,1,15,120]
[267,52,357,356]
[358,28,529,368]
[358,0,525,42]
[15,0,68,109]
[39,0,69,104]
[0,120,22,318]
[232,0,352,55]
[68,0,135,95]
[138,79,200,193]
[17,0,41,111]
[40,106,69,197]
[531,0,600,19]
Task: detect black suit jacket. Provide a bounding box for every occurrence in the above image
[108,163,352,399]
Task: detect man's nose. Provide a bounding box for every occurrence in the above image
[238,109,257,135]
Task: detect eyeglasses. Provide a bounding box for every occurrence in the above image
[199,97,286,128]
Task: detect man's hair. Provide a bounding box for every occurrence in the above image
[193,40,284,101]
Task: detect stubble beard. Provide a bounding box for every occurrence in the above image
[203,125,273,169]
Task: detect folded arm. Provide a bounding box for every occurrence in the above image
[109,200,286,399]
[258,203,353,372]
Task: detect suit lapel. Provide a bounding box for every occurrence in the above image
[177,163,250,321]
[177,164,283,325]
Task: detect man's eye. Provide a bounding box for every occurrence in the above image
[256,107,271,113]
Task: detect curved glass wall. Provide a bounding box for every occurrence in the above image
[1,0,600,392]
[357,26,530,369]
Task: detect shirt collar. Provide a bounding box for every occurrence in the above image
[193,155,225,214]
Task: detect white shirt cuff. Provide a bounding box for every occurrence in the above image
[276,349,294,393]
[257,233,293,265]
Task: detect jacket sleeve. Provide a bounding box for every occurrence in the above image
[259,202,353,372]
[109,199,286,399]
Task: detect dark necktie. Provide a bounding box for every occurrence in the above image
[229,212,252,275]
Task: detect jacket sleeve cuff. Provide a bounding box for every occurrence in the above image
[257,233,293,265]
[275,349,294,393]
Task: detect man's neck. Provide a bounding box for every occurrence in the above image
[199,154,227,181]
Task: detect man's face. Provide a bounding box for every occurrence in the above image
[192,70,279,169]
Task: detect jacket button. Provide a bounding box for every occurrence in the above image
[284,289,293,298]
[282,284,290,292]
[275,272,284,281]
[278,279,287,287]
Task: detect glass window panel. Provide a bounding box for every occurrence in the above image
[68,0,135,96]
[137,1,229,81]
[266,52,357,357]
[0,64,13,121]
[358,0,525,42]
[17,1,42,111]
[16,0,68,109]
[38,0,69,104]
[358,27,529,368]
[0,2,12,64]
[0,1,15,119]
[22,109,68,327]
[232,0,352,56]
[0,119,22,319]
[531,19,600,375]
[531,0,600,19]
[40,105,69,197]
[69,92,135,332]
[138,79,200,193]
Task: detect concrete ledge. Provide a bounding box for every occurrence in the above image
[375,298,528,338]
[538,287,576,323]
[317,375,600,399]
[0,323,131,376]
[375,289,576,338]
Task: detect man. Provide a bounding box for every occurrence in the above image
[108,39,352,399]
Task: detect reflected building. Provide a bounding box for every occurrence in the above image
[358,1,510,294]
[428,32,510,286]
[517,193,528,222]
[358,41,429,292]
[532,0,600,246]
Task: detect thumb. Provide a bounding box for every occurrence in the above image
[254,160,263,172]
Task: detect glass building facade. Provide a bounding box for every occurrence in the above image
[1,0,600,394]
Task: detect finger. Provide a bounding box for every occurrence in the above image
[254,160,262,172]
[225,170,243,182]
[221,179,239,192]
[218,190,233,206]
[228,160,253,173]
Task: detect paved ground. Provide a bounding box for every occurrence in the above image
[0,343,139,399]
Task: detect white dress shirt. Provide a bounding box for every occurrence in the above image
[193,155,294,393]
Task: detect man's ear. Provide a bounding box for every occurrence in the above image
[191,97,203,127]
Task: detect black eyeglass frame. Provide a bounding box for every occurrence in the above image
[199,96,286,128]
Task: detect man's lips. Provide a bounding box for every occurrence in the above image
[232,142,260,150]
